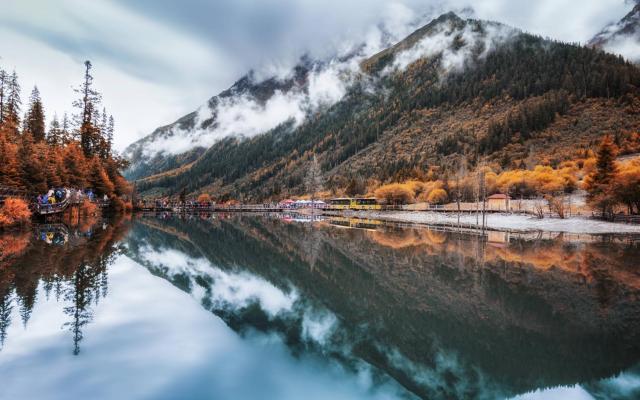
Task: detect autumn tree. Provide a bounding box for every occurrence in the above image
[45,146,66,188]
[585,135,619,217]
[197,193,212,204]
[88,157,115,197]
[18,132,47,193]
[375,183,415,205]
[426,188,448,204]
[0,133,21,187]
[64,144,89,189]
[613,160,640,215]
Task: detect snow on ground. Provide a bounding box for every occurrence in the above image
[358,211,640,234]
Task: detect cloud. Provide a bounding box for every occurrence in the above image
[0,0,634,152]
[137,13,521,159]
[139,57,365,157]
[384,19,518,76]
[604,35,640,62]
[138,245,298,316]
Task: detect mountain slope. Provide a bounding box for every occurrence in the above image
[590,3,640,63]
[129,13,640,200]
[123,63,313,180]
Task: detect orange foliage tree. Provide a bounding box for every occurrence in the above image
[197,193,212,204]
[0,63,130,205]
[584,135,619,216]
[0,198,32,228]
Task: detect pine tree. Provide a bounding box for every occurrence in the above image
[4,71,21,140]
[25,86,46,142]
[100,108,108,133]
[88,156,114,196]
[45,145,65,188]
[18,132,48,193]
[0,290,12,349]
[73,61,102,157]
[64,264,95,355]
[64,144,89,189]
[61,112,73,144]
[47,114,63,146]
[106,115,114,157]
[0,68,7,125]
[0,132,21,187]
[585,135,619,217]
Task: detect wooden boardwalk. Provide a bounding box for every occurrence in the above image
[1,185,109,217]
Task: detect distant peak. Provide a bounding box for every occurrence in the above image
[436,11,463,23]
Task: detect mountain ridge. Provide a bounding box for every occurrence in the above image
[589,3,640,62]
[126,12,640,200]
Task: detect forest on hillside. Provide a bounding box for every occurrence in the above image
[0,61,130,205]
[135,25,640,203]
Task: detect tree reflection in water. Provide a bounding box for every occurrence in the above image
[0,215,130,354]
[1,211,639,399]
[126,213,640,400]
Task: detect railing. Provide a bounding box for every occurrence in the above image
[610,214,640,224]
[35,198,72,215]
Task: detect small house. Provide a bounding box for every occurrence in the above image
[487,193,511,211]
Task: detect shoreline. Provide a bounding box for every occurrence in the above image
[319,210,640,235]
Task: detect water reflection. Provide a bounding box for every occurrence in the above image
[1,213,639,399]
[125,214,640,399]
[0,216,130,354]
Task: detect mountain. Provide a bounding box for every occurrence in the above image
[123,61,314,181]
[126,12,640,200]
[589,3,640,62]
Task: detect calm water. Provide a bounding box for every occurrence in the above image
[1,213,640,400]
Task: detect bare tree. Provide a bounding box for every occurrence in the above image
[305,154,324,205]
[455,157,466,223]
[533,198,546,219]
[546,194,567,219]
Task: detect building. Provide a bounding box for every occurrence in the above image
[487,193,511,211]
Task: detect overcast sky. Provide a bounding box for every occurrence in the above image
[0,0,635,151]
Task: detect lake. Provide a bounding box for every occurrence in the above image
[1,213,639,400]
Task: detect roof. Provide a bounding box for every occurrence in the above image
[487,194,511,200]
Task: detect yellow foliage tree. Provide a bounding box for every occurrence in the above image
[374,183,415,205]
[426,188,448,204]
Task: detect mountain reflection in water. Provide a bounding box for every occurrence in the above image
[1,213,639,400]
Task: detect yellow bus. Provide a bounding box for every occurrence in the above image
[328,198,382,211]
[328,216,383,230]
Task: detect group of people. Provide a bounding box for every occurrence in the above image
[37,188,71,207]
[36,188,100,209]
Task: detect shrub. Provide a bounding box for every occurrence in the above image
[426,188,449,204]
[0,198,32,228]
[197,193,212,203]
[374,183,415,205]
